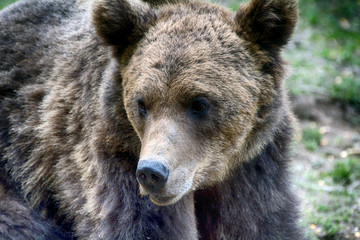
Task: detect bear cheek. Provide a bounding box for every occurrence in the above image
[191,150,231,189]
[191,116,255,188]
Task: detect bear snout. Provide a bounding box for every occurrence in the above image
[136,160,169,192]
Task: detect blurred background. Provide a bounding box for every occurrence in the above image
[1,0,359,239]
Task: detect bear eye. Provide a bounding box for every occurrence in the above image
[137,99,147,117]
[189,98,209,118]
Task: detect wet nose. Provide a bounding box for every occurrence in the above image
[136,160,169,192]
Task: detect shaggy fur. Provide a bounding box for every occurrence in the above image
[0,0,303,239]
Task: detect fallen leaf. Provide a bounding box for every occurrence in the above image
[310,224,317,230]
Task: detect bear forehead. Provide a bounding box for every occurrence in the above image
[121,3,262,107]
[145,4,240,51]
[126,10,257,88]
[125,37,259,105]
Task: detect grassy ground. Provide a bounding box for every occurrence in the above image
[292,113,360,240]
[2,0,360,239]
[280,0,360,238]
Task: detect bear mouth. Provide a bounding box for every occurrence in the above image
[149,193,184,206]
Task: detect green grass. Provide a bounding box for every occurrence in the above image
[0,0,18,9]
[299,0,360,65]
[302,125,322,151]
[307,186,360,238]
[327,157,360,185]
[298,157,360,239]
[330,75,360,110]
[285,0,360,110]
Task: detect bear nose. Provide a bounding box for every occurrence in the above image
[136,160,169,192]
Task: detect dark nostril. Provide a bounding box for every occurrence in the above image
[150,173,159,183]
[139,172,147,181]
[136,160,169,191]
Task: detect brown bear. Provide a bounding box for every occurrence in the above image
[0,0,303,239]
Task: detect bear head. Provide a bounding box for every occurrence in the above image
[93,0,297,205]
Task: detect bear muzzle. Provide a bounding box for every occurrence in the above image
[136,158,194,206]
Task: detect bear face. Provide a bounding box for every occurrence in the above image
[122,8,262,205]
[93,0,297,206]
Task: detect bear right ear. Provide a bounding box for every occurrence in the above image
[92,0,157,55]
[234,0,297,53]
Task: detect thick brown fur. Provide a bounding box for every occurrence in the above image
[0,0,303,239]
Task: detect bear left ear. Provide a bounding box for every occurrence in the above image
[234,0,297,53]
[92,0,157,56]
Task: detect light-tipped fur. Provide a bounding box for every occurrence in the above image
[0,0,302,239]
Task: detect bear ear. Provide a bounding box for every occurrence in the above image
[234,0,297,52]
[92,0,157,54]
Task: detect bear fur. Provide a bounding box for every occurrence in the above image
[0,0,303,239]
